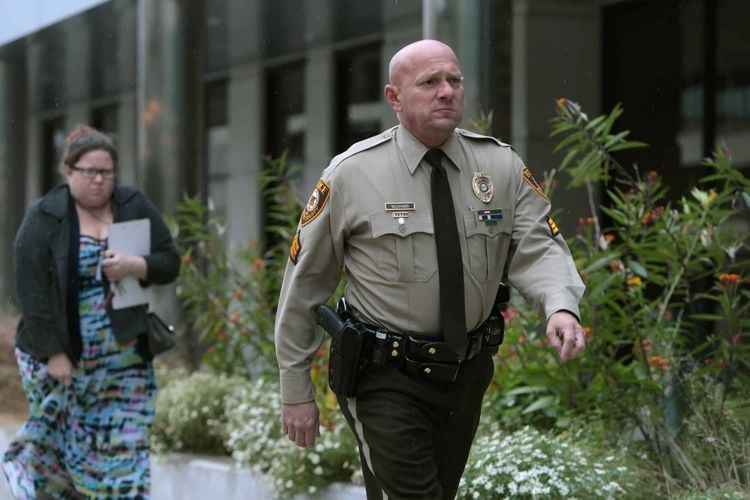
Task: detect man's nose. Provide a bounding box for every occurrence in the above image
[436,79,454,99]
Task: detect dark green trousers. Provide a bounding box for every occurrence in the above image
[337,351,495,499]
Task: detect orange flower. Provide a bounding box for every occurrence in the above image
[252,258,265,273]
[577,217,595,228]
[719,273,741,286]
[540,338,551,347]
[233,289,244,299]
[583,327,592,337]
[641,338,652,352]
[642,206,665,225]
[180,254,194,264]
[229,312,240,324]
[627,277,643,291]
[716,359,725,367]
[648,355,669,372]
[518,336,527,345]
[604,234,615,242]
[647,170,659,181]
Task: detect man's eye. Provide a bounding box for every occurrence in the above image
[422,79,436,87]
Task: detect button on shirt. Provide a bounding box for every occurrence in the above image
[275,125,584,403]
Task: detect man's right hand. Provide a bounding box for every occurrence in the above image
[282,401,321,448]
[48,353,73,386]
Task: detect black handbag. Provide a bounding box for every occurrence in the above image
[146,311,176,356]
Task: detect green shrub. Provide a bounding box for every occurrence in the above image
[173,152,302,377]
[151,370,244,455]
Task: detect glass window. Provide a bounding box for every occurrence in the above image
[204,0,229,74]
[265,62,306,163]
[716,0,750,168]
[204,79,230,217]
[333,0,383,42]
[38,28,66,112]
[91,103,120,146]
[89,2,120,99]
[334,44,382,153]
[261,0,306,58]
[42,116,67,192]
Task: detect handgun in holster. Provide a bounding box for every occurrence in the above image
[316,303,366,398]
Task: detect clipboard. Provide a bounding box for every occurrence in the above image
[108,218,151,310]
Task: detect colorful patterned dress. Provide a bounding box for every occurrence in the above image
[2,235,156,499]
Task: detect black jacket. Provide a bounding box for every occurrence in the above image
[14,184,180,363]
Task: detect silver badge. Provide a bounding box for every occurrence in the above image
[472,171,494,203]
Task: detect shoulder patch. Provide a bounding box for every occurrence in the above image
[457,128,510,148]
[300,178,331,227]
[289,229,301,264]
[546,215,560,237]
[523,166,549,200]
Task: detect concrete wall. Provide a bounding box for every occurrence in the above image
[511,0,602,230]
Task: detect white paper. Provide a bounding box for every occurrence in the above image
[108,218,151,310]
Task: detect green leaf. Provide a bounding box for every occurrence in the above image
[505,386,548,397]
[609,140,648,152]
[583,252,622,274]
[627,260,649,278]
[600,206,629,225]
[522,395,558,414]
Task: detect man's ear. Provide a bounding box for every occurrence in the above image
[384,84,401,111]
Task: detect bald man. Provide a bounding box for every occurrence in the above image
[275,39,585,498]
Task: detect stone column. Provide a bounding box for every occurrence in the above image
[0,58,27,313]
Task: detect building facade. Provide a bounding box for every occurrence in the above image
[1,0,748,312]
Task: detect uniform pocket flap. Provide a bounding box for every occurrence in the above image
[463,207,513,238]
[371,213,434,239]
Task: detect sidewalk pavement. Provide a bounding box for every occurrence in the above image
[0,423,18,500]
[0,422,365,500]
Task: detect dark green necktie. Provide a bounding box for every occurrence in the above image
[425,149,467,358]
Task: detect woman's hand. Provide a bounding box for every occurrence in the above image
[48,353,74,386]
[101,250,147,282]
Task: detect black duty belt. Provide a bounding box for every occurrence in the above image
[354,320,504,383]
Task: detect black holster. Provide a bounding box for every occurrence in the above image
[316,304,366,398]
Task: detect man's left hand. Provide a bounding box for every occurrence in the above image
[545,311,585,361]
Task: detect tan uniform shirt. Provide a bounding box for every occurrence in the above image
[275,126,585,403]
